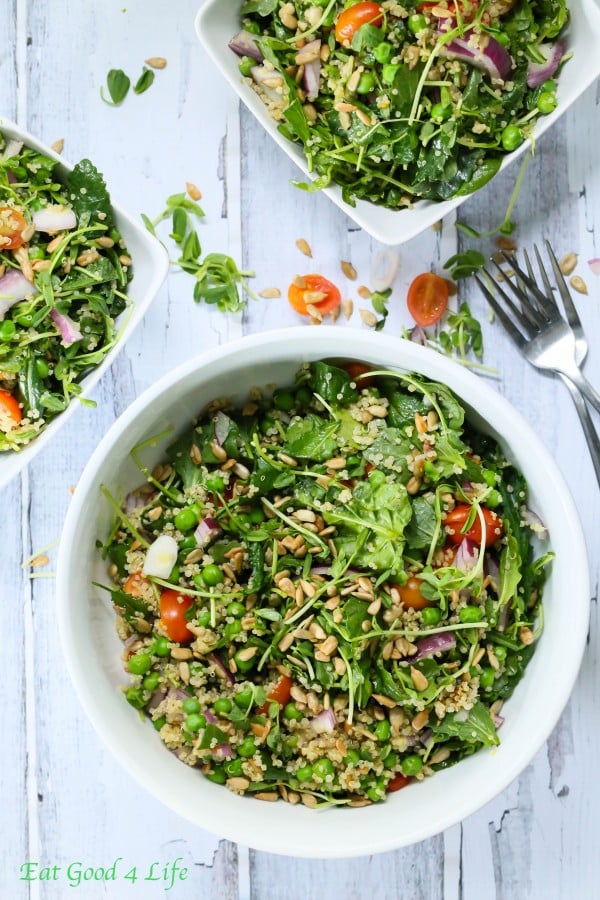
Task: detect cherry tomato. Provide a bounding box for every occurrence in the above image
[0,390,22,429]
[258,674,293,714]
[391,576,431,611]
[343,361,376,389]
[407,273,449,327]
[387,772,411,792]
[159,588,194,644]
[444,504,503,547]
[288,274,341,317]
[335,2,383,42]
[122,571,150,598]
[0,206,27,250]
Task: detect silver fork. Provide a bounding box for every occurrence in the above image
[474,243,600,486]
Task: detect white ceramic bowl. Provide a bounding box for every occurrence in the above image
[57,327,589,858]
[195,0,600,245]
[0,119,169,490]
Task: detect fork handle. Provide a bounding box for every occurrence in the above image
[560,374,600,488]
[560,366,600,417]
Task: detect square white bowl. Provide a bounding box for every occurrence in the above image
[196,0,600,245]
[0,118,169,490]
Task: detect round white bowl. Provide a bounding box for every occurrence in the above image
[57,327,589,858]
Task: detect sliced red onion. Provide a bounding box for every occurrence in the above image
[588,259,600,276]
[523,507,548,540]
[193,516,221,547]
[311,708,336,733]
[0,269,33,319]
[33,205,77,233]
[484,553,500,588]
[454,537,478,571]
[124,491,146,514]
[299,43,321,101]
[409,324,428,346]
[204,709,218,725]
[0,139,23,161]
[148,688,168,711]
[229,29,263,62]
[310,565,332,576]
[419,727,433,745]
[214,410,230,447]
[442,32,512,81]
[214,742,233,760]
[50,307,82,345]
[526,40,565,88]
[7,170,17,185]
[250,65,286,104]
[207,651,235,685]
[412,631,456,661]
[493,713,505,729]
[497,600,511,633]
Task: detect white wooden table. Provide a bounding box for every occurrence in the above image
[2,2,599,897]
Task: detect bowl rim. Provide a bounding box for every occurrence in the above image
[195,0,600,245]
[57,327,590,857]
[0,117,170,490]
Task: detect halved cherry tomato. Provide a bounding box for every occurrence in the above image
[387,772,411,792]
[288,273,341,317]
[444,503,503,547]
[343,361,376,389]
[258,674,293,714]
[0,390,22,429]
[0,206,27,250]
[391,576,431,611]
[407,273,449,327]
[335,2,383,42]
[159,588,194,644]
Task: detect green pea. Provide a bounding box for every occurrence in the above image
[179,535,197,551]
[224,621,242,641]
[201,564,222,586]
[128,652,152,676]
[537,91,557,114]
[125,687,146,710]
[368,468,386,487]
[401,754,423,776]
[359,748,373,761]
[480,667,496,689]
[234,649,256,673]
[295,386,312,407]
[152,637,171,658]
[153,715,166,731]
[408,13,427,34]
[283,702,304,721]
[460,606,484,624]
[367,779,386,802]
[206,767,227,785]
[501,124,524,152]
[493,644,507,661]
[542,78,557,92]
[374,719,391,741]
[185,713,206,733]
[227,600,246,617]
[243,19,261,33]
[373,41,393,63]
[486,489,502,508]
[214,698,233,715]
[356,71,376,94]
[383,751,398,769]
[0,320,16,341]
[34,358,49,378]
[273,389,294,411]
[206,474,225,492]
[238,57,255,77]
[313,758,335,780]
[142,672,160,691]
[182,697,201,714]
[237,737,257,758]
[225,757,244,776]
[27,246,46,260]
[382,63,400,85]
[431,102,451,121]
[346,454,361,468]
[421,607,442,626]
[174,505,201,532]
[167,564,180,584]
[235,688,253,709]
[296,764,313,782]
[15,313,34,327]
[344,749,361,765]
[248,507,265,524]
[196,609,211,627]
[482,468,497,487]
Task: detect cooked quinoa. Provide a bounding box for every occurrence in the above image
[103,360,550,807]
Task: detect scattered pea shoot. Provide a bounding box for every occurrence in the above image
[101,61,161,106]
[133,66,155,96]
[142,193,255,313]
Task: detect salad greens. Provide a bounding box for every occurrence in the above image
[232,0,569,207]
[103,360,550,806]
[0,130,132,452]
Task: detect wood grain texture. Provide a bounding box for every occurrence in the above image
[1,0,599,897]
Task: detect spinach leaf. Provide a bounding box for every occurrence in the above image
[247,542,265,592]
[432,701,500,747]
[166,429,204,489]
[66,159,113,227]
[406,494,440,550]
[308,361,358,407]
[285,413,338,462]
[340,596,370,639]
[250,455,296,495]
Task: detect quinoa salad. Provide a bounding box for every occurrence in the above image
[229,0,569,207]
[0,130,132,451]
[102,360,551,807]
